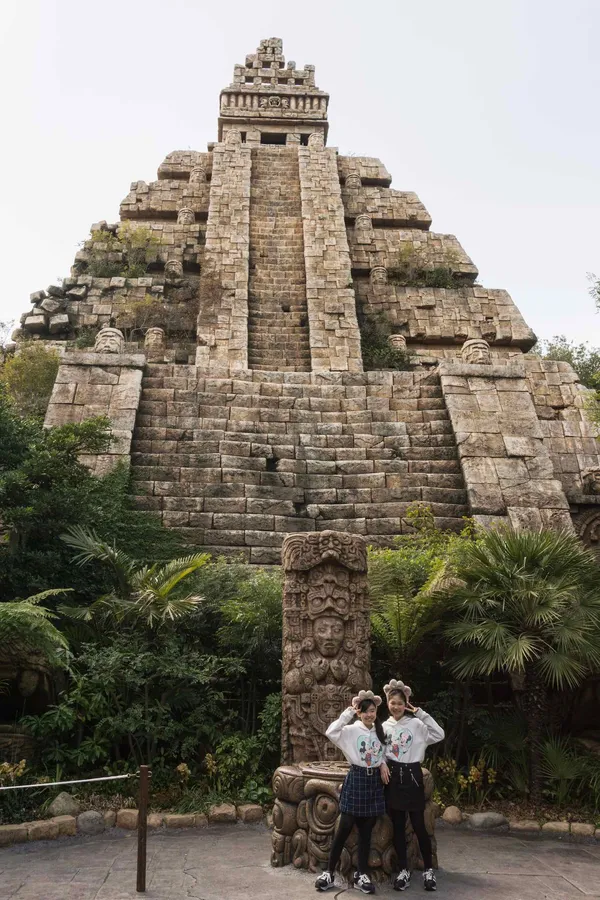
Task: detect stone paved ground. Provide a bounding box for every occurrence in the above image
[1,824,600,900]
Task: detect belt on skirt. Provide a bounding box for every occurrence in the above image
[350,764,381,777]
[387,760,421,786]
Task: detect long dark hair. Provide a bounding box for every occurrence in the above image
[387,688,416,717]
[359,698,386,745]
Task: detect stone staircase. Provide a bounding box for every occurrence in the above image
[130,365,469,563]
[247,147,311,372]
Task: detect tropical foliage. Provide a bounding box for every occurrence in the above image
[2,398,600,824]
[443,528,600,801]
[0,590,70,665]
[60,526,209,627]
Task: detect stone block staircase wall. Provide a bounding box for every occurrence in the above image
[130,364,469,563]
[247,147,311,372]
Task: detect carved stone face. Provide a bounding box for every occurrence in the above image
[165,259,184,282]
[461,339,491,365]
[370,266,388,285]
[308,132,324,148]
[94,327,124,354]
[313,616,345,658]
[144,327,165,352]
[306,564,351,618]
[388,334,407,351]
[583,468,600,495]
[189,166,206,184]
[345,173,361,189]
[225,129,241,145]
[355,215,372,231]
[177,207,195,225]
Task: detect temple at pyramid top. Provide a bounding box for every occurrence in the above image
[218,37,329,143]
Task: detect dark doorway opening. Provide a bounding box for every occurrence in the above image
[260,133,287,145]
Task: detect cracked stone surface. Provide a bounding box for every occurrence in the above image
[1,824,600,899]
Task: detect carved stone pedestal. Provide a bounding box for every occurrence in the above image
[271,762,438,882]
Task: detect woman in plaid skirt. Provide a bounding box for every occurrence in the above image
[382,680,445,893]
[315,690,390,895]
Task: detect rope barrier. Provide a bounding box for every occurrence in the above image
[0,773,137,792]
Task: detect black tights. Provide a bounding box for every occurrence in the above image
[389,809,432,870]
[327,812,377,875]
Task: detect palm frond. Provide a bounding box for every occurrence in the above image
[60,525,136,596]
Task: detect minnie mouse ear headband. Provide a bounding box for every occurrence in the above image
[383,679,412,700]
[352,689,383,708]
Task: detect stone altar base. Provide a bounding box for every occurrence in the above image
[271,762,437,882]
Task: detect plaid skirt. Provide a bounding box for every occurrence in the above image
[339,765,386,816]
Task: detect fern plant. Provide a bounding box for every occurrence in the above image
[0,590,70,666]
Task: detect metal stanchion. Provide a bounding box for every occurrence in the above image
[136,766,150,893]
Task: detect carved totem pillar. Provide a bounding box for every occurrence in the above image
[273,530,438,879]
[281,531,370,764]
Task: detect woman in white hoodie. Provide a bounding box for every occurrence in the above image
[314,690,390,895]
[382,680,445,893]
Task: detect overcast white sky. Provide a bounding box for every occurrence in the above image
[1,0,599,346]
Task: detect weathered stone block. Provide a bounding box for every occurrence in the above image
[208,803,237,824]
[28,820,60,841]
[164,814,195,828]
[49,313,70,333]
[51,815,77,836]
[542,821,570,835]
[116,808,139,829]
[236,803,264,823]
[462,457,499,484]
[0,823,28,846]
[466,484,505,515]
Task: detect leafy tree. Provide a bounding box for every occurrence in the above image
[532,335,600,389]
[0,344,60,418]
[21,631,242,771]
[0,398,111,554]
[60,526,209,628]
[443,528,600,804]
[0,389,186,600]
[588,272,600,311]
[217,568,283,732]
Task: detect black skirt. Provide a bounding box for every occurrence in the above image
[385,760,425,811]
[339,765,386,816]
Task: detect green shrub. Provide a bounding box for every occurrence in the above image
[0,344,60,419]
[387,246,461,288]
[85,223,159,280]
[358,311,411,370]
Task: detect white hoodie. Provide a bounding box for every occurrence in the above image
[382,710,445,764]
[325,707,385,768]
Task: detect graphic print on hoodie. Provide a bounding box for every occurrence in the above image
[356,732,383,766]
[387,724,413,760]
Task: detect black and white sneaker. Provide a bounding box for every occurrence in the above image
[354,873,376,894]
[394,869,411,891]
[315,871,336,891]
[423,869,436,891]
